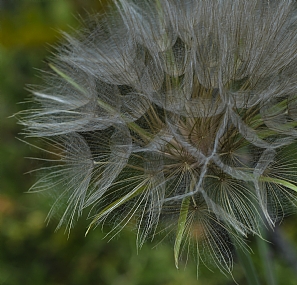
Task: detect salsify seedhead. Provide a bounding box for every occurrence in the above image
[19,0,297,274]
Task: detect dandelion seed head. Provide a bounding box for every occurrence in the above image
[19,0,297,274]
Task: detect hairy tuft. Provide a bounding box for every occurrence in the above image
[18,0,297,274]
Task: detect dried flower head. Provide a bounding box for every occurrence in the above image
[19,0,297,274]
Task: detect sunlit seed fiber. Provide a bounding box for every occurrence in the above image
[19,0,297,274]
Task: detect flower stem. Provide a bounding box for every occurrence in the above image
[256,231,277,285]
[236,246,261,285]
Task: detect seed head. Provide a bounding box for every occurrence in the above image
[19,0,297,274]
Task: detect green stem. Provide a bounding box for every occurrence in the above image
[256,230,277,285]
[236,246,261,285]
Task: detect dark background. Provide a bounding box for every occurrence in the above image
[1,1,297,284]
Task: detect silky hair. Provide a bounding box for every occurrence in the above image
[18,0,297,275]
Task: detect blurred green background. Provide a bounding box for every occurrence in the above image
[1,1,297,284]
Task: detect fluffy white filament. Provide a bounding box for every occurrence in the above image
[19,0,297,274]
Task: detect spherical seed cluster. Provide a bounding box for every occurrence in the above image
[21,0,297,273]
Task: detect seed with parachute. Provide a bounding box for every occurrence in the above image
[18,0,297,275]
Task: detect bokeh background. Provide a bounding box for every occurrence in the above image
[1,1,297,284]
